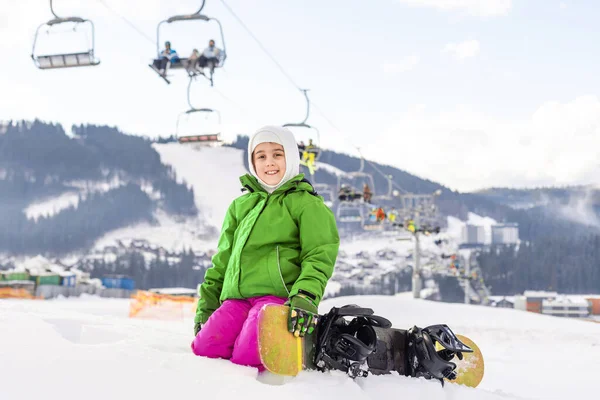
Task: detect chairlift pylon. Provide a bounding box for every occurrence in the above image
[31,0,100,69]
[150,0,227,86]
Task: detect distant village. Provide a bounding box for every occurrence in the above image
[0,238,213,300]
[2,224,599,322]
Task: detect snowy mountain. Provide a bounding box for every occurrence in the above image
[3,121,600,297]
[1,292,598,400]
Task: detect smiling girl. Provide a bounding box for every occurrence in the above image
[191,125,339,371]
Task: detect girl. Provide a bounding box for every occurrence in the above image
[191,125,339,370]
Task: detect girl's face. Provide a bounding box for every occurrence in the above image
[252,142,286,185]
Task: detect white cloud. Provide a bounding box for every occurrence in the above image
[443,39,480,60]
[396,0,512,17]
[560,2,568,9]
[364,96,600,192]
[383,55,420,74]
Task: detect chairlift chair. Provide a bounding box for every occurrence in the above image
[176,75,222,147]
[337,171,376,204]
[150,1,227,86]
[336,202,364,224]
[31,0,100,69]
[313,183,335,208]
[284,89,321,175]
[176,108,222,147]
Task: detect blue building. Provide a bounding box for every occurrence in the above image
[101,275,135,290]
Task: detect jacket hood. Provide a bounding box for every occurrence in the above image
[240,173,311,195]
[247,125,300,193]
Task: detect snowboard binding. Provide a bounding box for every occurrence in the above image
[313,305,473,386]
[313,304,392,378]
[406,324,473,386]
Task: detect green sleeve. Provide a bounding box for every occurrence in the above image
[195,201,237,324]
[290,198,340,306]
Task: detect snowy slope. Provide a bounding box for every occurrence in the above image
[89,144,247,253]
[153,143,248,228]
[23,176,127,220]
[24,191,80,220]
[318,161,348,177]
[1,294,598,400]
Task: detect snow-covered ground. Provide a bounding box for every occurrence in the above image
[24,191,80,220]
[1,293,598,400]
[90,144,247,253]
[317,161,347,177]
[153,143,247,229]
[93,211,218,253]
[24,176,127,220]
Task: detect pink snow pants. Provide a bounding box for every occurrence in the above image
[191,295,286,369]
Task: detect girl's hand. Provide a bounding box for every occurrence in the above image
[286,294,318,337]
[194,322,202,336]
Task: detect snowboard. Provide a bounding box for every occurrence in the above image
[257,304,485,388]
[257,303,316,376]
[442,334,485,388]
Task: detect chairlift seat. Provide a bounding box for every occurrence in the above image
[337,203,363,222]
[34,51,99,69]
[178,134,222,145]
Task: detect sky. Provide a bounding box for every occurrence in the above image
[1,0,599,193]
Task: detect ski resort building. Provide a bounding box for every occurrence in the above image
[461,224,486,245]
[514,291,558,313]
[542,297,590,318]
[514,291,594,318]
[586,296,600,315]
[491,223,519,245]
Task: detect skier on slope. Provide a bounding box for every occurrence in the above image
[191,125,340,371]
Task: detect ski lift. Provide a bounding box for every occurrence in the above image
[150,0,227,86]
[284,89,321,176]
[313,183,335,208]
[337,157,376,204]
[372,174,394,203]
[31,0,100,69]
[336,202,364,223]
[176,76,222,147]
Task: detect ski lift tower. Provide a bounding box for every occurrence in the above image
[394,189,442,298]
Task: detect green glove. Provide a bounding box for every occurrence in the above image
[286,293,319,337]
[194,322,202,336]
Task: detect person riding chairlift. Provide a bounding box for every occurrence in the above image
[362,183,372,203]
[375,207,386,222]
[301,139,317,168]
[197,39,222,73]
[153,41,179,77]
[298,141,306,159]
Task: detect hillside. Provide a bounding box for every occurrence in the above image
[1,121,599,296]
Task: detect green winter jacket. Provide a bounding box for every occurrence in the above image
[195,173,340,324]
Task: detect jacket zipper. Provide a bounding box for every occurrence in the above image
[276,245,290,296]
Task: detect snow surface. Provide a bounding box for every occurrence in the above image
[24,176,127,220]
[93,210,218,253]
[1,293,598,400]
[24,191,80,220]
[317,161,348,177]
[153,143,248,229]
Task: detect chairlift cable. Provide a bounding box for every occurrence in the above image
[218,0,302,92]
[96,0,155,46]
[218,0,410,195]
